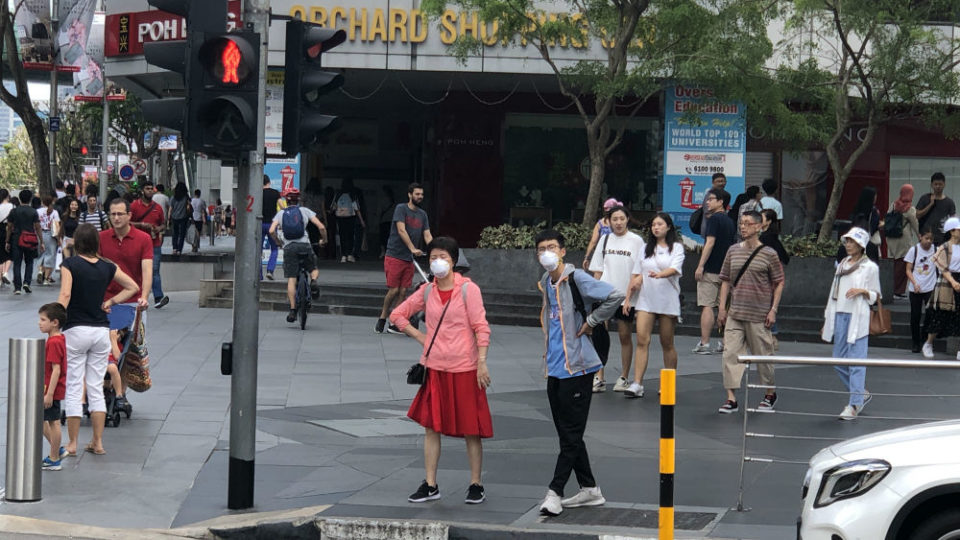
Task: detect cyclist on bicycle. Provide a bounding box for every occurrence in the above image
[268,189,328,323]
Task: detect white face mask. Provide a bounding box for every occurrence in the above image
[430,258,451,278]
[539,250,560,272]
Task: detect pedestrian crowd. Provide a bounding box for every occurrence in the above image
[0,179,178,471]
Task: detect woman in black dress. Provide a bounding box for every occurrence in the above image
[59,198,81,258]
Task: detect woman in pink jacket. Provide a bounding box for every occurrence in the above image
[390,236,492,505]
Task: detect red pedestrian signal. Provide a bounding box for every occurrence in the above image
[81,146,88,155]
[221,40,240,84]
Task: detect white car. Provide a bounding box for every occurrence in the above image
[799,419,960,540]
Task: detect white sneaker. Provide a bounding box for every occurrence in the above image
[859,391,872,412]
[692,341,712,355]
[612,376,630,392]
[715,341,725,354]
[592,375,605,393]
[539,489,563,516]
[923,343,934,359]
[340,256,347,263]
[839,405,858,421]
[347,255,356,263]
[561,486,605,508]
[624,382,644,398]
[956,350,960,361]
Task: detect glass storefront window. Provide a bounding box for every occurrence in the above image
[503,113,660,225]
[890,156,960,208]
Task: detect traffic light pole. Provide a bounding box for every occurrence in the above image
[98,98,109,204]
[48,0,59,193]
[228,0,269,510]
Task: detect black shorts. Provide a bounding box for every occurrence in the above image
[612,307,636,323]
[44,400,61,422]
[283,242,317,277]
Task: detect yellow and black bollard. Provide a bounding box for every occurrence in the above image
[659,368,676,540]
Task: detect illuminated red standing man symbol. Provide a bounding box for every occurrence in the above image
[222,41,241,84]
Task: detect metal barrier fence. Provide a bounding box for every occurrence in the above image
[734,355,960,512]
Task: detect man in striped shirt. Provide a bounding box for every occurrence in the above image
[79,194,108,231]
[716,210,784,415]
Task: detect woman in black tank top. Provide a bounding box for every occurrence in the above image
[57,224,139,456]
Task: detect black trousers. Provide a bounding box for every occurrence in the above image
[337,216,358,258]
[911,291,932,347]
[547,372,597,496]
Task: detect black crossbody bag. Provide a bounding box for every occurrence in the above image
[406,297,453,385]
[719,245,766,334]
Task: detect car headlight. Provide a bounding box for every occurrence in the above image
[814,459,891,508]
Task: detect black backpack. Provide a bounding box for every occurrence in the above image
[689,207,704,235]
[884,210,905,238]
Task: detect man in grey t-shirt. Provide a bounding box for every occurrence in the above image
[376,183,433,333]
[269,189,328,323]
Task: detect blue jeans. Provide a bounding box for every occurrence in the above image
[152,246,164,300]
[171,218,189,253]
[261,222,278,276]
[832,312,868,406]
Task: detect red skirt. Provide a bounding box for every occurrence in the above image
[407,368,493,438]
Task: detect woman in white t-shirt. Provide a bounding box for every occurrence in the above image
[588,206,644,394]
[625,213,684,398]
[0,188,13,285]
[38,195,61,285]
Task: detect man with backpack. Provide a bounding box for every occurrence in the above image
[268,189,328,323]
[79,194,109,231]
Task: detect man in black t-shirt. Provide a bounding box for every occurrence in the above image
[916,172,957,245]
[261,175,281,279]
[694,188,735,355]
[4,189,43,294]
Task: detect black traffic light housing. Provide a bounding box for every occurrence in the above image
[141,0,261,157]
[282,20,345,156]
[189,32,261,154]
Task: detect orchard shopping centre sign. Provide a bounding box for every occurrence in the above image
[106,1,614,58]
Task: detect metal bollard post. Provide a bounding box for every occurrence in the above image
[659,368,676,540]
[6,338,45,502]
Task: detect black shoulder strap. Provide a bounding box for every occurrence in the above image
[568,272,588,322]
[733,245,766,288]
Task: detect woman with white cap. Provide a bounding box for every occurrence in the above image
[822,227,882,420]
[921,216,960,359]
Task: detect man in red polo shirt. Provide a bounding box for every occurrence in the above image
[131,181,169,309]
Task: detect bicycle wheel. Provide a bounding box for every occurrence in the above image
[298,272,309,330]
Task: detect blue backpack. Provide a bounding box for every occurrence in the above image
[280,206,305,239]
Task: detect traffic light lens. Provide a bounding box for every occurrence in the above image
[221,40,241,84]
[199,36,256,87]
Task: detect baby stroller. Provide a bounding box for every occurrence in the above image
[104,326,135,427]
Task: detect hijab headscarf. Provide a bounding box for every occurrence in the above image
[894,184,914,213]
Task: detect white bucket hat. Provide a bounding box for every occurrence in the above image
[944,217,960,234]
[841,227,870,249]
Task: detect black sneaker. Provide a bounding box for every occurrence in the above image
[465,483,485,504]
[155,296,170,309]
[718,400,738,414]
[387,324,403,335]
[22,284,31,294]
[375,318,386,333]
[408,481,440,503]
[757,393,777,413]
[286,309,297,323]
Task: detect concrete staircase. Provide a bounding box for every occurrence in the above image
[200,281,931,351]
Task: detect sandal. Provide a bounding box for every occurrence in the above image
[84,444,106,455]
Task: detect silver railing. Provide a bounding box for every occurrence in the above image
[734,355,960,512]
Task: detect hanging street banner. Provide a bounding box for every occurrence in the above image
[661,85,746,239]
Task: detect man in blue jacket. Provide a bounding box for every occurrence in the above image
[535,229,625,516]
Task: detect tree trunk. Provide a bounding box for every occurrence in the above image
[24,115,51,198]
[817,125,878,243]
[583,147,606,227]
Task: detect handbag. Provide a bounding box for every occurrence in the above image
[120,307,153,392]
[568,273,611,366]
[869,299,892,336]
[928,246,956,312]
[406,290,453,385]
[17,230,39,250]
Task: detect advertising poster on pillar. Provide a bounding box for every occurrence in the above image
[661,85,746,239]
[265,155,300,196]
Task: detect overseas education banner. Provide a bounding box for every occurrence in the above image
[661,86,746,239]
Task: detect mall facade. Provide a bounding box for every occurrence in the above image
[105,0,960,245]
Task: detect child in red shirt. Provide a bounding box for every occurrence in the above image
[39,303,68,471]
